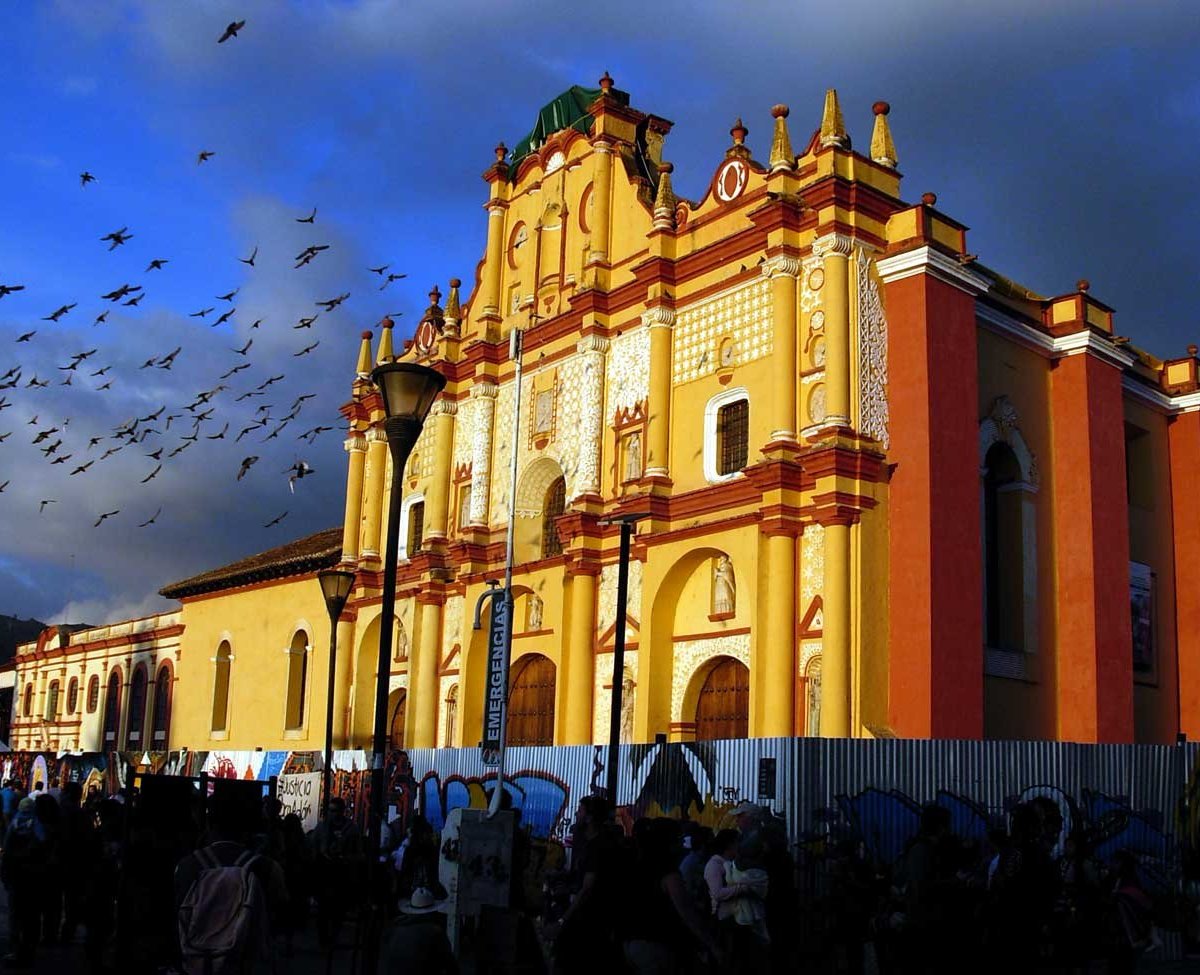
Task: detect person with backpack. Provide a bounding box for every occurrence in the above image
[174,793,287,975]
[2,796,47,968]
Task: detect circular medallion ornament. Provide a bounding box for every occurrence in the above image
[810,309,825,332]
[714,158,749,203]
[414,319,439,356]
[807,267,825,292]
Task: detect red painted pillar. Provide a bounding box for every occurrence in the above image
[879,254,984,738]
[1168,411,1200,740]
[1049,350,1133,742]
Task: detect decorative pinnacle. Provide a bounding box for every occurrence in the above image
[376,317,395,364]
[819,89,850,149]
[428,285,442,306]
[921,191,937,206]
[653,162,677,231]
[599,71,614,94]
[1188,344,1198,357]
[768,104,794,174]
[444,278,462,321]
[730,117,748,145]
[494,142,507,163]
[869,100,897,168]
[355,330,373,376]
[1076,278,1090,293]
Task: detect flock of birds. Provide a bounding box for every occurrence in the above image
[0,19,411,536]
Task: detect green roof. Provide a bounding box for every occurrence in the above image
[509,85,619,175]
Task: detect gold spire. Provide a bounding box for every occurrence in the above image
[444,278,462,338]
[768,104,794,173]
[653,163,676,231]
[376,317,395,365]
[819,89,850,149]
[355,329,373,377]
[870,101,897,168]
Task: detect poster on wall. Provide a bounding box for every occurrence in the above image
[278,771,321,832]
[1129,561,1154,675]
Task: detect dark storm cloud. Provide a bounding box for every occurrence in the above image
[2,0,1197,623]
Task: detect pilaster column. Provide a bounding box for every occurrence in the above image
[563,567,600,744]
[644,306,676,482]
[814,234,854,428]
[763,255,801,448]
[587,140,613,266]
[820,518,852,736]
[575,335,610,498]
[424,399,458,544]
[341,433,367,562]
[482,202,507,317]
[760,527,797,735]
[360,426,389,558]
[1170,410,1200,739]
[468,382,497,526]
[409,595,443,748]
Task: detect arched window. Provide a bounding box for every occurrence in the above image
[46,681,60,722]
[87,676,100,713]
[67,678,79,715]
[399,494,425,561]
[102,670,122,747]
[694,657,749,741]
[126,666,148,747]
[508,654,556,746]
[443,684,459,747]
[983,442,1025,652]
[212,641,232,734]
[703,388,750,483]
[284,630,309,731]
[541,477,566,557]
[22,684,32,717]
[152,665,172,748]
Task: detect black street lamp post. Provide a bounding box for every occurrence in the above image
[317,566,355,821]
[368,361,446,857]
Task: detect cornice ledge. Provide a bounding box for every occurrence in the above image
[875,245,990,295]
[1050,330,1137,371]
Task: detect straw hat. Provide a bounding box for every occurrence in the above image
[399,887,446,915]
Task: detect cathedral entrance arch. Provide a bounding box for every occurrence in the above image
[351,613,407,748]
[513,457,567,563]
[692,656,749,741]
[507,652,556,746]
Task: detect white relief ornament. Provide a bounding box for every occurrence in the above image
[608,328,650,421]
[856,248,890,449]
[810,310,825,332]
[809,385,827,424]
[672,278,771,385]
[714,158,749,203]
[574,338,608,497]
[469,383,497,525]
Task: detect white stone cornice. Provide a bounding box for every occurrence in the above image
[577,334,611,356]
[975,303,1056,355]
[761,255,801,279]
[429,398,458,417]
[641,305,676,329]
[1050,330,1137,370]
[366,426,389,444]
[470,380,498,400]
[812,233,854,259]
[344,433,367,453]
[875,245,991,295]
[1120,373,1200,414]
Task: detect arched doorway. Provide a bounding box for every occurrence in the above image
[389,690,407,749]
[508,654,555,746]
[694,656,749,741]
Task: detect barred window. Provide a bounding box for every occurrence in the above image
[542,477,566,557]
[67,678,79,715]
[717,399,749,475]
[407,501,425,556]
[87,675,100,713]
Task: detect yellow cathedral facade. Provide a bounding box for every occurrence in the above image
[13,79,1200,752]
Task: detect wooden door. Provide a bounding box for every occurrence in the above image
[508,654,556,746]
[389,690,407,749]
[695,657,749,741]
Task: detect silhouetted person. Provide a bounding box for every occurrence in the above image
[58,781,95,943]
[33,793,62,946]
[554,796,621,974]
[380,886,458,973]
[2,797,47,968]
[309,796,363,948]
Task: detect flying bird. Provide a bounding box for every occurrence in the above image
[43,303,77,321]
[190,307,215,318]
[168,442,191,458]
[94,311,109,325]
[50,454,72,465]
[213,308,235,327]
[80,171,96,187]
[100,227,132,250]
[219,363,250,379]
[102,283,140,301]
[138,507,162,528]
[217,20,245,43]
[293,341,319,357]
[239,246,258,266]
[285,460,314,493]
[146,259,169,272]
[93,510,119,528]
[256,374,283,390]
[293,315,318,329]
[123,294,144,307]
[71,348,98,361]
[100,445,122,460]
[237,456,259,481]
[379,272,407,290]
[248,319,263,330]
[16,331,35,343]
[263,511,288,529]
[368,265,389,276]
[236,421,265,441]
[197,150,215,164]
[158,348,182,368]
[0,432,10,443]
[0,481,8,493]
[296,207,316,223]
[316,293,349,311]
[39,499,56,513]
[291,393,315,410]
[140,357,158,369]
[232,338,253,356]
[97,380,112,390]
[206,422,229,440]
[216,288,238,302]
[141,464,162,483]
[0,284,26,298]
[146,448,163,461]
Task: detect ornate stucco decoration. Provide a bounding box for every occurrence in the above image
[597,559,644,637]
[856,248,890,449]
[979,395,1040,486]
[671,632,751,722]
[672,278,772,385]
[593,651,639,743]
[575,335,610,496]
[441,594,463,659]
[452,396,476,468]
[468,381,497,525]
[608,328,650,422]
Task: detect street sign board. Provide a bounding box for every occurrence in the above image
[481,591,511,765]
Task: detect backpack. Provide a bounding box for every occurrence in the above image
[178,847,269,975]
[1,815,45,884]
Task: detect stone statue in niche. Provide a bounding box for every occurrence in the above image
[713,555,736,615]
[620,668,636,743]
[527,592,543,631]
[623,430,642,482]
[534,389,554,434]
[394,622,409,662]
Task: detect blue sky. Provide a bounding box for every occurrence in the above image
[0,0,1197,624]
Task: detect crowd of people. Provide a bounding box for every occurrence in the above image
[0,774,1191,973]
